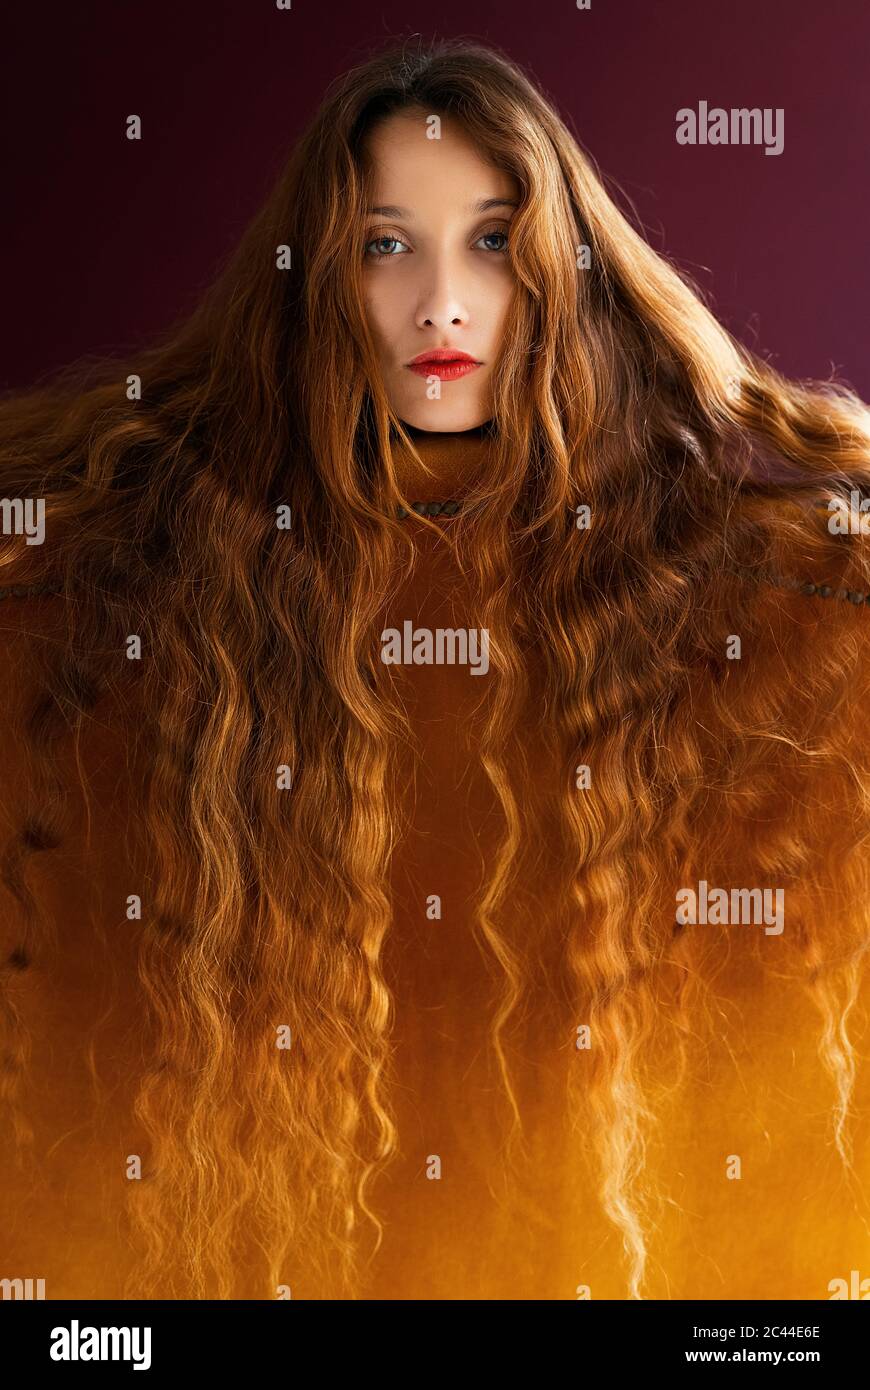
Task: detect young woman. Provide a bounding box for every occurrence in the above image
[1,38,869,1302]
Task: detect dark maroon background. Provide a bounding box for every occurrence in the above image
[2,0,867,397]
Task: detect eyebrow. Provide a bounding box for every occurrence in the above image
[366,197,520,217]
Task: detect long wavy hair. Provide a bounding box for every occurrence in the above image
[2,36,870,1300]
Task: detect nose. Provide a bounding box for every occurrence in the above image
[414,251,471,331]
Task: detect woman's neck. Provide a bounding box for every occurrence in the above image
[399,419,494,439]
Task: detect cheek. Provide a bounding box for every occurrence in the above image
[489,284,511,323]
[362,277,399,349]
[478,263,516,328]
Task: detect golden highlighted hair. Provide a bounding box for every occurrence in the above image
[2,36,870,1298]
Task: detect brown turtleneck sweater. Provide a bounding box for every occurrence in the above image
[1,428,869,1301]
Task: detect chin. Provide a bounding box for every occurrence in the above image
[394,396,492,434]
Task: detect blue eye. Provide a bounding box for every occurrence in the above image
[475,230,509,253]
[364,226,511,261]
[364,234,409,260]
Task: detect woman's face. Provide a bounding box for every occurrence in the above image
[361,108,519,433]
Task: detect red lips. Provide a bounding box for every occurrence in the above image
[407,348,482,380]
[408,348,479,365]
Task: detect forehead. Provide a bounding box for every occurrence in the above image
[363,108,517,206]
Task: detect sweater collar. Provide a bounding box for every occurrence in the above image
[389,423,497,504]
